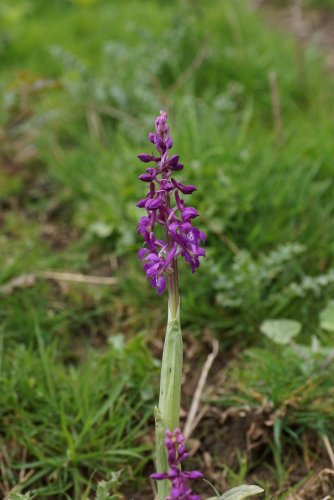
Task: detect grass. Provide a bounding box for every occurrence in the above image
[1,0,334,497]
[221,344,334,436]
[1,327,156,497]
[215,341,334,492]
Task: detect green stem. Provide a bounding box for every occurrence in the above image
[155,301,182,499]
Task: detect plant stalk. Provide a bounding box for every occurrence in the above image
[155,292,182,499]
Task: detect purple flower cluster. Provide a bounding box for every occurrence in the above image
[137,111,206,294]
[150,428,203,500]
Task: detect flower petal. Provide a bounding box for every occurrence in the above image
[137,153,154,163]
[150,472,168,480]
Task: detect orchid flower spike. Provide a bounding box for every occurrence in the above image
[150,428,203,500]
[137,111,206,294]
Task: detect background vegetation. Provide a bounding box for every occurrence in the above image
[1,0,334,498]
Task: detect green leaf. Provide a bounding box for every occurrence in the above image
[207,484,264,500]
[89,221,113,238]
[260,319,301,345]
[155,303,183,500]
[95,471,122,500]
[8,494,33,500]
[320,301,334,332]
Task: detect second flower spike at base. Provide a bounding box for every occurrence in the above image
[151,428,203,500]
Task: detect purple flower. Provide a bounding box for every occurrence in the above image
[138,154,156,163]
[139,244,177,295]
[150,428,203,500]
[171,179,197,194]
[137,111,206,294]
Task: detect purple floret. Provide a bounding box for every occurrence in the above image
[150,428,203,500]
[136,111,206,294]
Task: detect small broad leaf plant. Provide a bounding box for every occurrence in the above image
[136,111,264,500]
